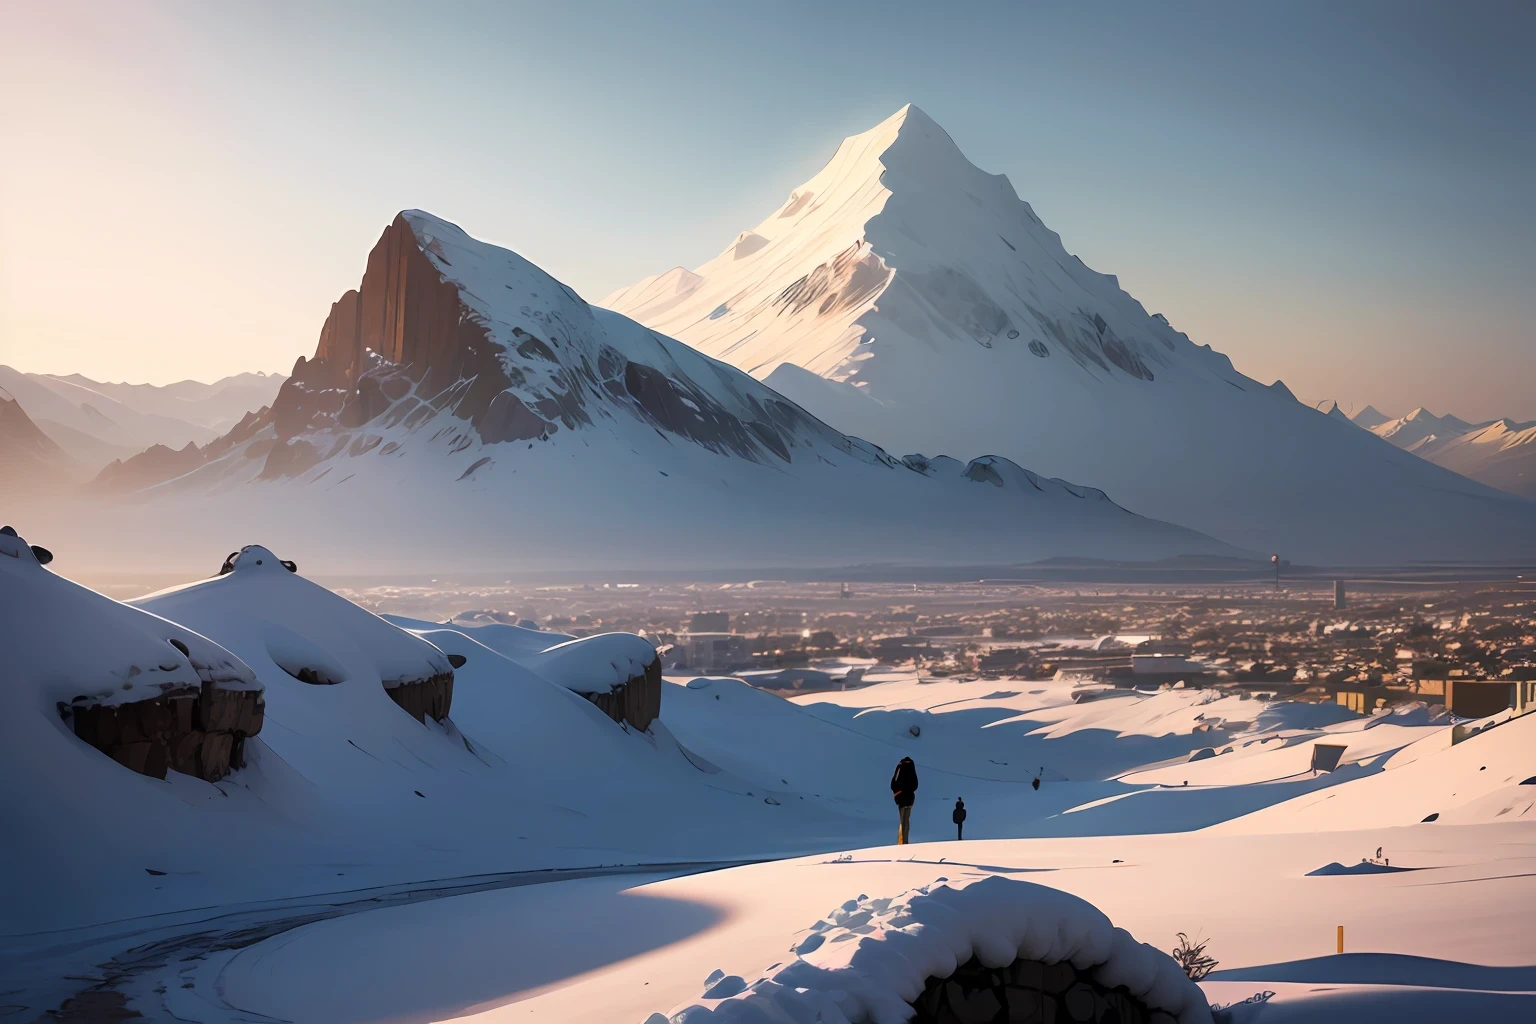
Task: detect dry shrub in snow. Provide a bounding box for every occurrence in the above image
[1171,932,1218,981]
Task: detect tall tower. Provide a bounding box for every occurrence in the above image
[1334,579,1347,610]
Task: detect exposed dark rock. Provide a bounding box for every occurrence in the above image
[581,656,662,732]
[774,241,891,318]
[69,683,265,783]
[963,460,1006,487]
[264,214,549,475]
[910,954,1171,1024]
[456,457,492,481]
[622,362,786,462]
[385,672,454,723]
[258,438,323,480]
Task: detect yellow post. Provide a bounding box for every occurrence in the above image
[1337,925,1344,954]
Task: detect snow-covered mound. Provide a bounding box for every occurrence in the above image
[38,210,1241,574]
[136,546,455,713]
[605,105,1536,564]
[520,633,659,695]
[0,528,256,709]
[0,526,264,781]
[649,875,1210,1023]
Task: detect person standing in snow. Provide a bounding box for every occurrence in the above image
[952,797,967,840]
[890,756,919,844]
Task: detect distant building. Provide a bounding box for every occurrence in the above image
[1131,654,1207,677]
[1311,743,1348,772]
[1333,580,1347,610]
[1443,679,1514,719]
[689,611,730,634]
[1514,678,1536,718]
[672,632,749,674]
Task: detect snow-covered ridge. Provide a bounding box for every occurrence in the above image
[602,104,1198,385]
[651,875,1211,1023]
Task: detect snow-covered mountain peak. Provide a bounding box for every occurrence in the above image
[814,103,978,190]
[607,111,1536,562]
[1349,405,1391,431]
[606,104,1194,387]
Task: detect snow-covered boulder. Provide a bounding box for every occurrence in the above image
[388,616,663,732]
[135,545,457,724]
[0,527,264,781]
[520,632,662,731]
[650,875,1211,1024]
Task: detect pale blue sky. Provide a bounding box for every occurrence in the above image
[2,0,1531,420]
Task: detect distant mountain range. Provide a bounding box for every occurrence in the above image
[605,105,1536,564]
[1328,403,1536,500]
[20,210,1241,574]
[0,366,285,473]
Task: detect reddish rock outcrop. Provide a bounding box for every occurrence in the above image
[269,215,531,462]
[385,672,454,724]
[582,656,662,732]
[68,683,265,782]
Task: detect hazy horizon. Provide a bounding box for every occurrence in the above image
[3,1,1532,420]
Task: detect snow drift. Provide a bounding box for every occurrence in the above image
[649,875,1211,1023]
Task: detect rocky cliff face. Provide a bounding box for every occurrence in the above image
[277,215,527,447]
[68,682,265,782]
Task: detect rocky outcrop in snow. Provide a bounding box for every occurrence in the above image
[0,527,265,782]
[68,681,264,781]
[522,633,663,731]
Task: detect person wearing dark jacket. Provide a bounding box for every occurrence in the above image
[890,757,919,844]
[952,797,967,840]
